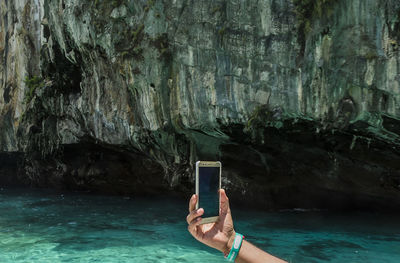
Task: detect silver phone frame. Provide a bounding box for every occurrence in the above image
[195,161,221,224]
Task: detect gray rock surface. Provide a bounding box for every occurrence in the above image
[1,0,400,210]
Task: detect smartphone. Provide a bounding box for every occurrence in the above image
[195,161,221,224]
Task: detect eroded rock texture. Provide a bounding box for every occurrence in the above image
[1,0,400,210]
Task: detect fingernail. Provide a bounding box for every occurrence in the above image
[198,208,204,213]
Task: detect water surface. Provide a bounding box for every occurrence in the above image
[0,188,399,262]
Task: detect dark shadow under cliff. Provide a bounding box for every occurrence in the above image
[1,116,400,212]
[219,118,400,212]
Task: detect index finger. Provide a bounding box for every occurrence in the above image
[188,194,197,213]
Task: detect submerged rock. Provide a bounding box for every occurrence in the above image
[0,0,400,210]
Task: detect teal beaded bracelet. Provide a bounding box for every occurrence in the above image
[225,233,244,261]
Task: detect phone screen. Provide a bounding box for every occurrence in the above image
[198,166,220,218]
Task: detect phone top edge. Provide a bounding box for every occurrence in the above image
[196,161,221,167]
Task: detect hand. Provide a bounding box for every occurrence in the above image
[186,189,236,255]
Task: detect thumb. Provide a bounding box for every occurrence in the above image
[219,189,230,214]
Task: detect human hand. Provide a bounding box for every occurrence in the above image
[186,189,236,255]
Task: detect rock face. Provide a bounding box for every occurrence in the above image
[1,0,400,210]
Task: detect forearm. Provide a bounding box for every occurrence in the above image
[235,240,287,263]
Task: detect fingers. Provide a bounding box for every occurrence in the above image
[187,207,204,237]
[219,189,230,215]
[186,208,204,224]
[188,194,197,213]
[187,216,202,235]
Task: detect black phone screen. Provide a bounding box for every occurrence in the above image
[198,166,220,218]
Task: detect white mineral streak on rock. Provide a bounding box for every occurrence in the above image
[32,0,41,51]
[65,6,91,47]
[110,5,127,19]
[178,66,189,127]
[188,45,194,67]
[232,81,245,121]
[260,0,272,36]
[13,36,26,120]
[321,35,331,64]
[365,60,375,86]
[387,57,398,89]
[142,84,159,131]
[312,42,323,115]
[297,69,303,113]
[255,90,270,105]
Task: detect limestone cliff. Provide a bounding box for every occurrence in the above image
[1,0,400,210]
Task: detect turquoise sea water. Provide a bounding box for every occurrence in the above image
[0,188,399,263]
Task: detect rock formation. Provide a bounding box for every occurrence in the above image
[1,0,400,210]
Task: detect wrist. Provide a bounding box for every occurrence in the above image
[225,233,244,261]
[222,230,236,256]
